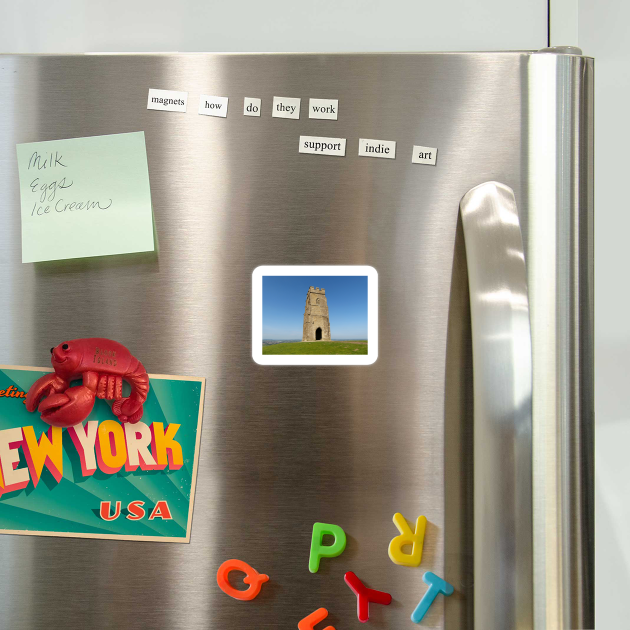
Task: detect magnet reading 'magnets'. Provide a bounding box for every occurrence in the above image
[26,338,149,428]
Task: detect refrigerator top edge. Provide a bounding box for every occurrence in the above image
[0,50,594,59]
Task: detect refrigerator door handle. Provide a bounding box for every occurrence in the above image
[460,181,533,629]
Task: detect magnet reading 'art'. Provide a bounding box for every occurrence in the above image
[388,512,427,567]
[25,338,149,427]
[216,559,269,601]
[309,522,347,573]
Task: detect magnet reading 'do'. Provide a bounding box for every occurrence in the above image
[26,338,149,427]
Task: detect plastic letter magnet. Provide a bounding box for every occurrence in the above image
[309,522,347,573]
[216,559,269,601]
[344,571,392,622]
[410,571,454,623]
[388,512,427,567]
[298,607,335,630]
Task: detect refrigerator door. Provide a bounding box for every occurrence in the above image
[0,52,593,629]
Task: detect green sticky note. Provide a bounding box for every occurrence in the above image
[16,131,155,263]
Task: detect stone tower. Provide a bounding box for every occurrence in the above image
[302,286,331,341]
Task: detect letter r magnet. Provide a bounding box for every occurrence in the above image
[388,512,427,566]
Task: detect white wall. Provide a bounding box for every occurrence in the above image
[0,0,547,53]
[576,2,629,627]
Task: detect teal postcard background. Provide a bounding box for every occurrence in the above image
[0,367,204,541]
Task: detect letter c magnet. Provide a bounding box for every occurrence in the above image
[216,559,269,601]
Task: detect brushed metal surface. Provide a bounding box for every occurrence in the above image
[0,52,593,629]
[460,182,533,630]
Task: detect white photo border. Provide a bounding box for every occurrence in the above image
[252,265,378,366]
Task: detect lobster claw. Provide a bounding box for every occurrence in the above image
[37,386,96,428]
[25,373,67,413]
[112,398,144,424]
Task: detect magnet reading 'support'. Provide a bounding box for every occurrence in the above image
[216,559,269,601]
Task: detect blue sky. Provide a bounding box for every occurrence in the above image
[262,276,368,339]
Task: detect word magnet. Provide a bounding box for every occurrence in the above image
[299,136,346,157]
[272,96,300,119]
[147,88,187,112]
[358,138,396,159]
[411,572,454,624]
[244,97,262,116]
[198,95,228,118]
[216,559,269,601]
[309,522,346,573]
[344,571,392,622]
[308,98,338,120]
[388,512,427,567]
[411,145,438,165]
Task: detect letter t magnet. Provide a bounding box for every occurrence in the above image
[411,572,454,624]
[388,512,427,566]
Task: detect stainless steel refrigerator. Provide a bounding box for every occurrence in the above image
[0,50,593,629]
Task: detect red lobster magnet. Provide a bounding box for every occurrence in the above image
[26,338,149,428]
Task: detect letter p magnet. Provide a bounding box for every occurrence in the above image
[309,522,347,573]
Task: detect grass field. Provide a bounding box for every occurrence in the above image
[262,341,368,355]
